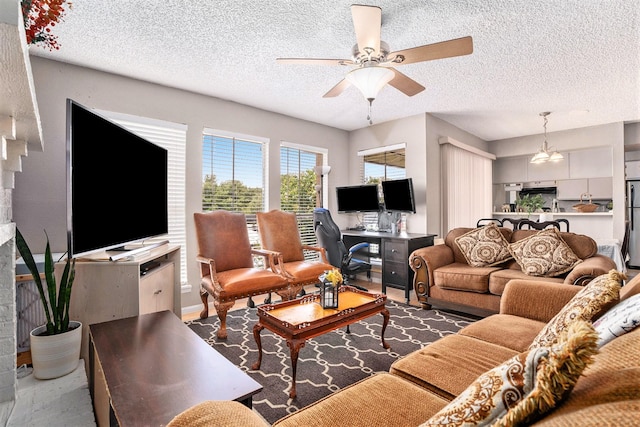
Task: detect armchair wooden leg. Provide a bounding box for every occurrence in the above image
[213,300,235,340]
[247,297,256,308]
[199,290,210,319]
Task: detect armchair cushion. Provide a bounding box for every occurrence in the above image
[529,270,623,349]
[167,400,267,427]
[508,228,582,277]
[454,223,512,267]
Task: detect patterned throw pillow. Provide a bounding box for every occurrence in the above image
[494,320,599,427]
[508,228,582,277]
[454,223,512,267]
[529,270,623,349]
[592,293,640,348]
[422,320,598,427]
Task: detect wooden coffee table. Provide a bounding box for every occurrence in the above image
[251,286,390,398]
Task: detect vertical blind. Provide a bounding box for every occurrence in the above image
[102,111,188,286]
[280,144,324,259]
[441,140,493,231]
[201,131,266,247]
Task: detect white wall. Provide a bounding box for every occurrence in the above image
[348,113,489,238]
[14,57,350,307]
[488,122,626,242]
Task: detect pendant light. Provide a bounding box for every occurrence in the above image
[530,112,564,164]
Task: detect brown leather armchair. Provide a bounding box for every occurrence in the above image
[256,210,334,298]
[194,210,292,339]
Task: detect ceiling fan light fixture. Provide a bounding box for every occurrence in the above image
[549,151,564,162]
[346,66,395,101]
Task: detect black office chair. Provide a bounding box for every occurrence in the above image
[313,208,371,290]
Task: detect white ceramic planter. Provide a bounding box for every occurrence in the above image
[29,321,82,380]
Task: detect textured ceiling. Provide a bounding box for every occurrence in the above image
[30,0,640,141]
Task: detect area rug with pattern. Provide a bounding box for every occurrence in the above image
[185,300,475,424]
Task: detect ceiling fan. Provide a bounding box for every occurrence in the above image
[277,4,473,123]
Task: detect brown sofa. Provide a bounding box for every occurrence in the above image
[168,273,640,426]
[409,227,617,316]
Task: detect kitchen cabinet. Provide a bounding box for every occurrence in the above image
[569,147,613,179]
[526,156,569,181]
[493,157,528,183]
[556,177,612,200]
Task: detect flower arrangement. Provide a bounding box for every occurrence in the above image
[322,269,343,286]
[21,0,72,50]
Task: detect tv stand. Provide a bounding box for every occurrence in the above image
[108,240,170,261]
[61,244,181,375]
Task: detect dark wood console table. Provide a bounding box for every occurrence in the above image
[342,230,435,304]
[89,311,262,426]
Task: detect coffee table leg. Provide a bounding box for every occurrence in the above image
[287,338,306,399]
[251,323,264,370]
[380,308,391,350]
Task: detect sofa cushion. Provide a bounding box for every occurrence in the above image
[488,269,564,296]
[434,263,501,293]
[510,229,597,260]
[592,293,640,347]
[530,327,640,426]
[494,320,599,427]
[446,227,513,264]
[459,314,546,352]
[454,224,512,267]
[508,228,582,277]
[529,270,623,349]
[273,373,450,427]
[424,320,598,427]
[390,334,518,399]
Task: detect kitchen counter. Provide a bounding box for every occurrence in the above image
[492,212,613,240]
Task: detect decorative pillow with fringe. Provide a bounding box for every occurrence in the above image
[493,320,599,427]
[507,228,582,277]
[454,223,512,267]
[421,320,598,427]
[529,270,623,349]
[592,293,640,348]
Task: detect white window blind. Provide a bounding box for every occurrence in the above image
[202,130,266,247]
[360,146,406,229]
[101,111,187,286]
[280,143,325,259]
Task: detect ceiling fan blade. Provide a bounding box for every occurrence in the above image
[351,4,381,56]
[276,58,353,66]
[323,79,351,98]
[388,36,473,65]
[388,69,425,97]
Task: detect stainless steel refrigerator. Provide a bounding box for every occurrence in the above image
[626,180,640,267]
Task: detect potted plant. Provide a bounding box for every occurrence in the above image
[16,228,81,379]
[516,193,545,216]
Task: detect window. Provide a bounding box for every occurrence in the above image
[358,144,406,229]
[280,142,327,259]
[101,111,187,287]
[202,129,267,247]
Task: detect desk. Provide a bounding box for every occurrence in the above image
[89,311,262,426]
[342,230,435,304]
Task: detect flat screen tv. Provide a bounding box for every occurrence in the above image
[381,178,416,213]
[336,184,380,213]
[66,99,168,258]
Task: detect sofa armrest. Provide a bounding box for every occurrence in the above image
[167,401,268,427]
[563,254,617,285]
[499,280,581,323]
[409,245,454,306]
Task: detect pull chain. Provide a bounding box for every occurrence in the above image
[367,98,373,125]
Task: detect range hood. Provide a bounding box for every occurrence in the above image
[520,180,557,195]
